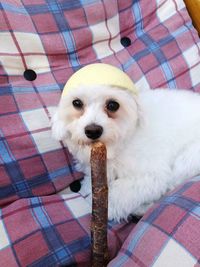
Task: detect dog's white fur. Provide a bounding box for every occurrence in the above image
[52,85,200,221]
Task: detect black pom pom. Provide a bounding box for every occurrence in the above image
[23,69,37,81]
[128,214,142,223]
[69,180,81,192]
[120,37,131,47]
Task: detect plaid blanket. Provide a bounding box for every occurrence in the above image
[0,0,200,266]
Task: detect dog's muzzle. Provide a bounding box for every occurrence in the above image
[84,124,103,140]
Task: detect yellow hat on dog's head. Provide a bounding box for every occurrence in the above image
[62,63,137,97]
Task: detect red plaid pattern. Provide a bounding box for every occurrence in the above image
[0,0,200,266]
[0,193,135,267]
[108,176,200,267]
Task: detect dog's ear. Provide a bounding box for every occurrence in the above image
[51,111,68,141]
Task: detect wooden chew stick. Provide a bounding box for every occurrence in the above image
[90,142,109,267]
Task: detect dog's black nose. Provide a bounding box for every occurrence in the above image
[85,124,103,140]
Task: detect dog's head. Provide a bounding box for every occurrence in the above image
[52,85,139,159]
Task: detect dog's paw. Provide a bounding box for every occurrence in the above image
[108,201,131,222]
[79,175,92,197]
[108,178,147,222]
[108,204,121,222]
[108,186,130,222]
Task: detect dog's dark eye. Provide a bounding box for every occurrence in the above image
[72,99,84,109]
[106,100,120,112]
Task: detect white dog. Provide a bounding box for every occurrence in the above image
[52,84,200,222]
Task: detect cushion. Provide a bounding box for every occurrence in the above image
[0,0,200,266]
[0,0,200,205]
[0,193,135,266]
[108,175,200,266]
